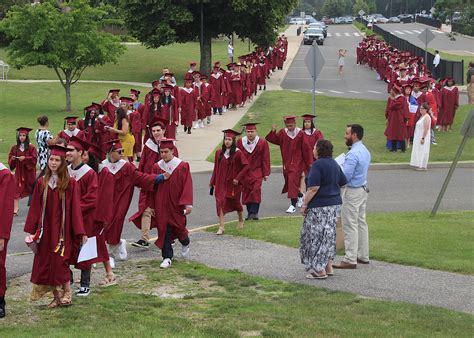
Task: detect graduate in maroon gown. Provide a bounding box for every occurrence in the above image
[101,139,166,262]
[209,65,225,115]
[210,130,249,235]
[229,65,244,109]
[301,114,324,168]
[193,72,209,128]
[385,85,409,152]
[0,161,15,318]
[236,123,270,221]
[24,145,87,308]
[178,74,198,133]
[152,139,192,269]
[200,75,213,125]
[130,118,178,248]
[439,78,459,131]
[101,89,121,125]
[8,127,37,215]
[142,88,161,143]
[266,116,311,213]
[57,116,85,142]
[66,136,99,297]
[78,104,101,145]
[160,85,179,138]
[84,143,116,286]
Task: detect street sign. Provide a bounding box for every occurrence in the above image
[422,10,426,14]
[358,9,365,16]
[312,11,316,16]
[300,11,305,19]
[304,43,325,79]
[418,28,435,45]
[460,110,474,137]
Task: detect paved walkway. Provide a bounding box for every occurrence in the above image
[188,231,474,314]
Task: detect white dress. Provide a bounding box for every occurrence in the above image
[338,55,345,67]
[410,114,431,168]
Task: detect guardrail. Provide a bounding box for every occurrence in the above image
[415,16,441,29]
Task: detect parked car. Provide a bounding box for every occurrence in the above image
[308,22,327,37]
[303,28,325,45]
[388,16,401,23]
[289,17,306,25]
[376,17,389,23]
[397,14,414,20]
[322,17,334,25]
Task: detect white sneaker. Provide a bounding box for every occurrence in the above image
[193,123,199,129]
[297,196,304,208]
[286,205,296,213]
[118,239,128,260]
[109,257,115,269]
[222,106,227,113]
[181,244,190,258]
[160,258,172,269]
[199,121,205,128]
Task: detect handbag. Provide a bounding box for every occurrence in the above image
[25,184,48,254]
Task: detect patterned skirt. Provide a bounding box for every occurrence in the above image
[300,205,340,273]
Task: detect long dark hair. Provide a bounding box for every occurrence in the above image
[87,152,100,173]
[43,156,70,200]
[302,120,315,134]
[219,137,237,162]
[84,110,97,129]
[161,94,173,105]
[116,107,130,131]
[149,94,162,112]
[16,133,30,152]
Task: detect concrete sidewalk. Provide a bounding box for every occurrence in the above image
[188,231,474,314]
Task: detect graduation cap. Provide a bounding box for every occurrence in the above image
[242,122,259,131]
[162,84,174,91]
[189,61,197,67]
[184,73,194,82]
[159,138,176,149]
[222,129,241,138]
[283,116,296,123]
[150,116,168,129]
[16,127,32,134]
[105,139,122,152]
[68,135,88,151]
[301,114,316,121]
[87,142,106,162]
[191,71,201,77]
[226,62,235,69]
[85,104,99,112]
[130,89,141,97]
[391,84,402,94]
[152,80,160,87]
[120,97,133,104]
[151,88,161,97]
[109,89,120,96]
[48,145,70,158]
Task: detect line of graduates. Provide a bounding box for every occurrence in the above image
[357,36,459,151]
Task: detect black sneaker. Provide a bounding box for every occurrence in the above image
[131,239,149,248]
[0,304,5,318]
[77,287,90,297]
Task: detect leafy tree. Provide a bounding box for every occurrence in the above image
[1,0,125,111]
[353,0,369,15]
[121,0,297,76]
[321,0,351,17]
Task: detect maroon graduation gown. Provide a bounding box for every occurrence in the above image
[266,128,310,199]
[8,144,37,199]
[179,87,198,128]
[194,82,210,120]
[152,159,193,250]
[439,86,459,126]
[384,95,409,141]
[236,137,270,205]
[209,73,224,108]
[102,159,155,245]
[24,178,85,286]
[210,149,249,215]
[303,129,324,170]
[57,129,85,143]
[0,164,15,296]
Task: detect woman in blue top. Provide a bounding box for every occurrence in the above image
[300,140,347,279]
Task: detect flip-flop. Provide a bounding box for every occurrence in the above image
[326,272,334,276]
[305,273,327,280]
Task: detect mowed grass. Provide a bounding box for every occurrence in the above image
[206,211,474,274]
[428,48,472,79]
[0,39,253,84]
[1,259,472,337]
[207,90,474,164]
[0,82,149,163]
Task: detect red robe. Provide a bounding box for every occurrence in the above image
[0,164,15,296]
[24,177,85,286]
[152,158,193,250]
[142,103,161,143]
[78,119,99,145]
[302,129,324,170]
[67,164,98,268]
[129,140,178,229]
[94,115,113,153]
[101,100,118,124]
[101,159,156,245]
[266,128,310,199]
[229,72,243,106]
[385,95,409,141]
[439,86,459,126]
[178,87,198,128]
[236,137,270,205]
[8,144,37,199]
[194,82,210,120]
[129,110,143,154]
[58,129,85,143]
[210,149,249,215]
[425,91,438,127]
[209,73,225,108]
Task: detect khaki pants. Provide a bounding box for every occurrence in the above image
[141,207,155,242]
[468,83,474,105]
[341,187,369,264]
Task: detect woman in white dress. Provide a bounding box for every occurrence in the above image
[410,102,432,170]
[338,49,346,75]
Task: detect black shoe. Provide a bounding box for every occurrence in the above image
[76,287,91,297]
[131,239,149,248]
[187,129,191,134]
[0,304,5,318]
[245,214,253,221]
[252,214,259,220]
[184,126,187,132]
[263,86,266,90]
[219,112,222,115]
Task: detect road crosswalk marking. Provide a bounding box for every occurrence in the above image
[329,90,343,94]
[335,33,341,37]
[348,90,361,93]
[354,32,360,36]
[344,32,351,36]
[403,30,414,34]
[394,30,405,34]
[327,33,332,37]
[412,29,422,33]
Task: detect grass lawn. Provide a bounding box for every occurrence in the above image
[1,259,472,336]
[0,39,253,84]
[0,82,149,163]
[428,48,472,79]
[206,211,474,275]
[207,90,474,164]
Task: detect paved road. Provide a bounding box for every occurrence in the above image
[376,22,474,54]
[6,166,474,279]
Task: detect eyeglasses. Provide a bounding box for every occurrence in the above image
[113,150,123,155]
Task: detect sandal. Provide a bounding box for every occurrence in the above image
[99,273,117,287]
[216,227,224,235]
[60,289,73,306]
[305,272,328,280]
[47,299,61,309]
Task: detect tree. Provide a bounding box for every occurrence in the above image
[321,0,351,18]
[1,0,125,111]
[121,0,297,76]
[353,0,369,15]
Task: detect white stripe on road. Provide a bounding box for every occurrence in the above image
[344,33,350,36]
[327,33,332,37]
[354,32,360,36]
[329,90,343,94]
[394,30,405,35]
[403,30,414,34]
[431,29,444,34]
[336,33,341,37]
[348,90,361,93]
[412,29,422,34]
[367,90,383,94]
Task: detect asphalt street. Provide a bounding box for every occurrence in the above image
[376,22,474,54]
[6,166,474,279]
[281,24,469,104]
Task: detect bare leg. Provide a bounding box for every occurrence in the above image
[216,209,225,235]
[14,199,19,214]
[237,211,244,229]
[299,175,306,194]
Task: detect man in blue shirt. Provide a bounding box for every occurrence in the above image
[333,124,371,269]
